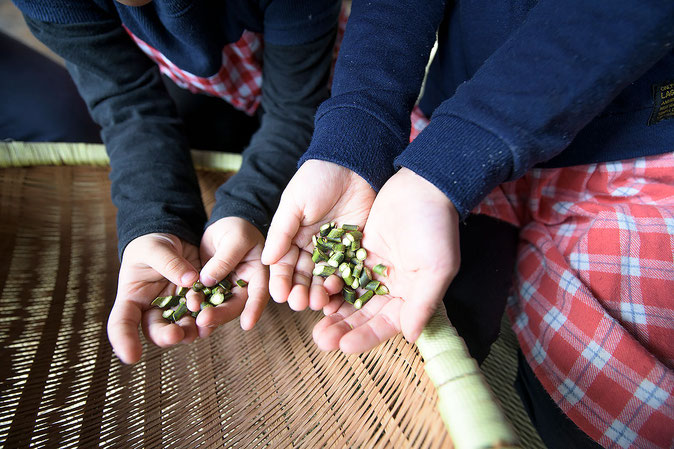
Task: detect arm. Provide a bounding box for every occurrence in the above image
[396,0,674,217]
[22,15,206,363]
[196,7,340,327]
[298,0,447,191]
[24,16,207,257]
[206,28,337,234]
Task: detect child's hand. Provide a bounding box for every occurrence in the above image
[313,168,461,353]
[107,233,201,364]
[198,216,269,331]
[261,160,376,312]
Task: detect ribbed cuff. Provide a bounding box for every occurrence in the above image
[207,198,270,238]
[300,103,408,191]
[395,115,513,218]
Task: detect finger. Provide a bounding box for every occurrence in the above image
[400,291,441,343]
[175,315,198,344]
[200,234,255,287]
[312,312,352,351]
[261,194,302,265]
[186,290,203,313]
[286,248,316,311]
[107,299,143,364]
[144,243,198,287]
[141,307,185,348]
[313,274,344,313]
[323,274,344,296]
[322,294,345,316]
[240,265,270,330]
[268,245,300,303]
[308,274,330,311]
[339,297,404,353]
[312,295,379,349]
[195,292,247,328]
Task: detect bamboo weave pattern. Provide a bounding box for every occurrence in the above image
[0,142,518,448]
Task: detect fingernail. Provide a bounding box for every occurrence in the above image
[181,272,197,285]
[201,274,216,287]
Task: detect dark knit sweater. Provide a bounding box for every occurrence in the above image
[15,0,340,256]
[301,0,674,217]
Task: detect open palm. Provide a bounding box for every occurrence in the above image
[261,160,376,311]
[313,168,461,353]
[108,233,202,364]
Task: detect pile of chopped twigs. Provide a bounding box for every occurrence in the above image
[311,222,389,309]
[152,277,247,322]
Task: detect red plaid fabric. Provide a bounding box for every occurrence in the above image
[125,28,263,116]
[409,111,674,447]
[474,155,674,448]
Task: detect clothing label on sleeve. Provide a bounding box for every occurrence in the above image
[648,80,674,125]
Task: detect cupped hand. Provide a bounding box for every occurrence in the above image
[261,160,376,312]
[197,216,269,332]
[313,168,461,353]
[107,233,201,364]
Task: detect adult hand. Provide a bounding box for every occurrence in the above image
[198,216,269,332]
[261,160,376,312]
[107,233,200,364]
[313,168,461,353]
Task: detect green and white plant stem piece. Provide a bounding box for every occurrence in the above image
[415,302,519,449]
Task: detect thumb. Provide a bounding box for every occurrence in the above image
[200,232,256,286]
[399,280,449,343]
[261,194,302,265]
[145,243,198,287]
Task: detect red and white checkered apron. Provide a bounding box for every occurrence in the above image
[123,3,351,116]
[411,111,674,447]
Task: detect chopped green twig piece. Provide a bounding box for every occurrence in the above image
[328,252,344,267]
[235,279,248,288]
[354,290,374,309]
[343,286,357,304]
[192,281,204,292]
[172,300,189,321]
[176,286,189,296]
[162,309,175,320]
[375,284,389,295]
[152,295,180,308]
[319,222,333,237]
[326,228,345,240]
[352,263,363,280]
[358,266,372,287]
[313,264,337,277]
[342,224,359,231]
[373,264,389,276]
[365,280,381,291]
[202,287,212,296]
[355,248,367,261]
[312,247,329,263]
[209,291,225,305]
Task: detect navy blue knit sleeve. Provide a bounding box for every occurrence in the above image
[298,0,446,191]
[24,16,207,259]
[396,0,674,217]
[207,29,336,235]
[12,0,113,23]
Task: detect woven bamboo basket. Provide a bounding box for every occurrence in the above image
[0,142,521,449]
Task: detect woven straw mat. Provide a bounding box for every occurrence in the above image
[0,163,455,449]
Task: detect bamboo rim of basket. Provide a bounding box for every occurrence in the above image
[0,141,519,449]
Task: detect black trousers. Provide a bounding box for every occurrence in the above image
[444,214,602,449]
